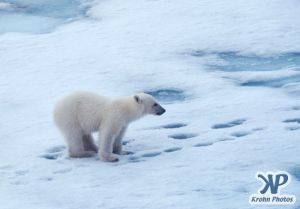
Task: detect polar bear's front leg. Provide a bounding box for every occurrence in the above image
[113,127,133,155]
[113,127,126,155]
[98,128,119,162]
[65,130,95,158]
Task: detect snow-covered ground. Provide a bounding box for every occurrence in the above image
[0,0,300,208]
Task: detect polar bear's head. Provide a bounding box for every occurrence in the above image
[134,93,166,116]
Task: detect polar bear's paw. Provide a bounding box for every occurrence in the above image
[100,153,119,162]
[104,156,119,162]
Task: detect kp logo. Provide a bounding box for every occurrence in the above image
[249,171,296,205]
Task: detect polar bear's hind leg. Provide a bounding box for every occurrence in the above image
[65,131,95,158]
[83,134,98,153]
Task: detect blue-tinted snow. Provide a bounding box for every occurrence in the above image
[192,51,300,90]
[0,0,89,34]
[193,51,300,72]
[145,89,186,103]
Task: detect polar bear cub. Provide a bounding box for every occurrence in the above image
[53,91,166,162]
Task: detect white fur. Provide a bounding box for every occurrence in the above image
[53,91,164,162]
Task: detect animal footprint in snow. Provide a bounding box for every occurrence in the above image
[291,106,300,111]
[169,133,197,140]
[41,153,62,160]
[286,126,300,131]
[217,137,235,142]
[127,151,162,162]
[141,151,161,158]
[212,118,246,129]
[231,131,251,138]
[283,118,300,124]
[127,156,143,163]
[160,123,187,129]
[252,127,265,132]
[193,142,213,147]
[164,147,182,153]
[283,118,300,131]
[41,145,66,160]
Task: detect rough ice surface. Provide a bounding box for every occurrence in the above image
[1,0,300,209]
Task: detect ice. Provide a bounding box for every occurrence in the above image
[1,0,300,209]
[192,51,300,72]
[192,51,300,90]
[145,89,187,103]
[0,0,89,34]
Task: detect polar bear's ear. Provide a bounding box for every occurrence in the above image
[134,95,142,104]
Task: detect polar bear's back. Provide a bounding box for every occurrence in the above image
[53,91,110,134]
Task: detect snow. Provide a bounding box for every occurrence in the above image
[0,0,300,209]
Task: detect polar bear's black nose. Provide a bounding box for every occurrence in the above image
[157,108,166,115]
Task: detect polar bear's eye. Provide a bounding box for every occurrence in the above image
[153,103,158,107]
